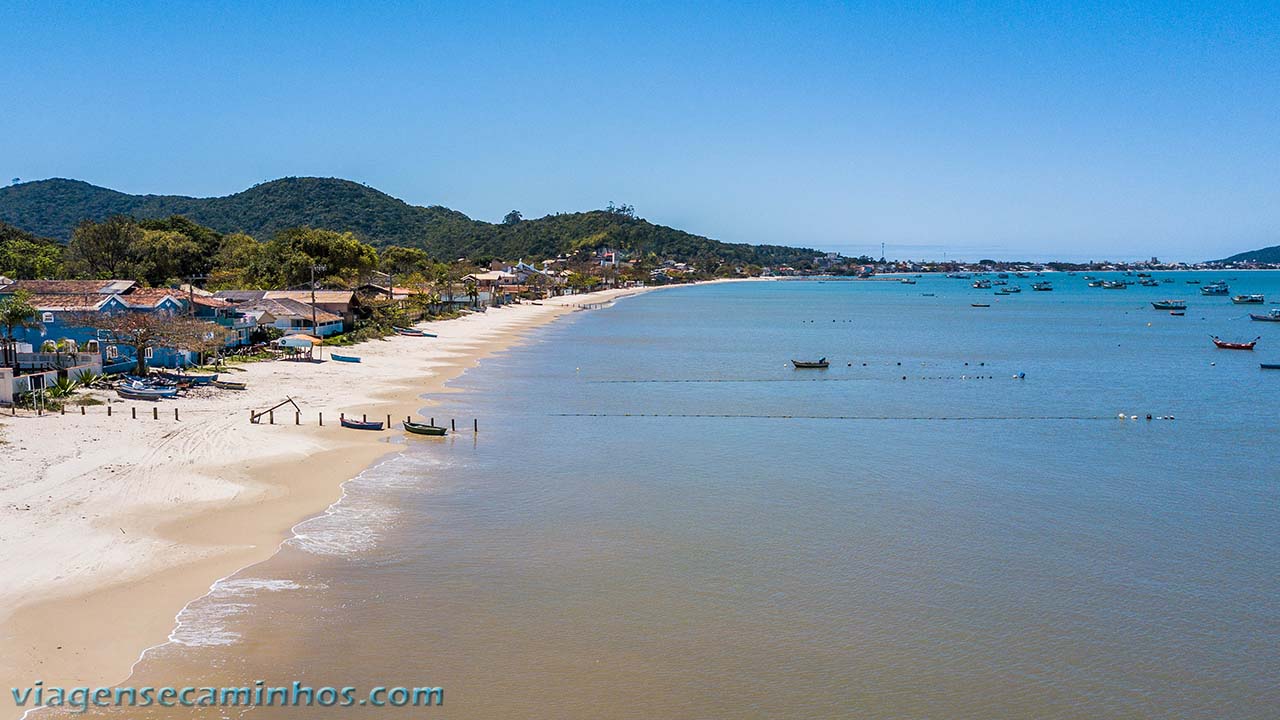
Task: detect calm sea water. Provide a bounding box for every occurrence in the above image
[111,273,1279,719]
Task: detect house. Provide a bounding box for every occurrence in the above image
[230,298,345,337]
[214,290,358,330]
[0,280,199,371]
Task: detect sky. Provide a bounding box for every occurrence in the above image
[1,1,1277,262]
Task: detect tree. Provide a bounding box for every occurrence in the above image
[65,216,143,279]
[380,246,430,276]
[0,290,39,370]
[133,229,204,287]
[503,210,523,225]
[69,310,226,376]
[253,227,379,288]
[0,222,63,279]
[465,279,479,307]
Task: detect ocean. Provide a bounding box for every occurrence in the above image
[106,273,1279,718]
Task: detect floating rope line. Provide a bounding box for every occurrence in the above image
[549,413,1119,421]
[587,375,1004,384]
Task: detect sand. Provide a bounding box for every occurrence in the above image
[0,286,661,707]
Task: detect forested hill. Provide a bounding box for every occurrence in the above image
[1213,244,1280,264]
[0,177,817,265]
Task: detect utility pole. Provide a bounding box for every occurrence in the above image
[310,264,327,334]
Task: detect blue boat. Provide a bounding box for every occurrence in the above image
[331,353,361,363]
[340,415,383,430]
[1200,281,1230,296]
[116,382,179,400]
[393,327,437,338]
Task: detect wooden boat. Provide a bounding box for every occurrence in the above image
[403,420,448,436]
[116,385,177,400]
[1261,363,1280,370]
[331,353,361,363]
[1185,279,1201,284]
[1151,300,1186,310]
[340,415,383,430]
[1200,282,1230,296]
[1139,279,1159,287]
[1087,280,1104,287]
[971,303,990,307]
[1231,294,1264,304]
[1249,309,1280,322]
[393,327,438,337]
[1211,336,1259,350]
[1101,280,1127,289]
[1031,281,1053,291]
[1169,310,1185,316]
[212,379,247,390]
[1004,285,1021,293]
[972,279,992,289]
[792,358,829,369]
[899,278,916,284]
[156,370,218,384]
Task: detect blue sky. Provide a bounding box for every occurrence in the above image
[1,1,1276,261]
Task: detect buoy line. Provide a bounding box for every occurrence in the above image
[548,413,1145,421]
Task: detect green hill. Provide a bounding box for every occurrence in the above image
[1213,245,1280,264]
[0,177,817,266]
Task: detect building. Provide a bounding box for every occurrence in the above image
[213,290,358,330]
[229,298,345,337]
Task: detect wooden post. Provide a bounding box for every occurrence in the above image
[107,405,112,417]
[319,412,324,427]
[132,407,137,419]
[81,405,85,415]
[295,411,300,425]
[430,417,434,426]
[386,414,391,429]
[152,407,158,420]
[451,418,456,431]
[61,406,65,415]
[362,413,367,422]
[250,410,254,423]
[474,418,478,433]
[175,407,179,421]
[269,410,274,425]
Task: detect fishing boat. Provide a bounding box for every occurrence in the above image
[1101,280,1127,289]
[403,420,448,436]
[792,358,829,369]
[1087,280,1104,287]
[159,372,218,385]
[1151,300,1186,310]
[212,379,247,390]
[1139,279,1159,287]
[972,279,992,289]
[1004,285,1021,293]
[971,303,990,307]
[1200,282,1230,296]
[900,277,916,285]
[1261,364,1280,370]
[1185,279,1201,284]
[393,327,438,337]
[340,415,384,430]
[116,384,178,400]
[1249,309,1280,322]
[1211,336,1259,350]
[1031,281,1053,291]
[331,353,361,363]
[992,279,1007,286]
[1231,294,1265,304]
[1170,310,1185,316]
[1162,278,1174,284]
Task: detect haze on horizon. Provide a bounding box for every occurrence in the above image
[1,1,1276,263]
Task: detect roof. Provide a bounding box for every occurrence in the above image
[27,293,111,311]
[466,271,516,282]
[5,279,137,295]
[264,290,355,305]
[236,298,342,324]
[118,288,185,309]
[190,295,232,308]
[213,290,268,302]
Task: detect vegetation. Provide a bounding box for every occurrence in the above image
[1214,244,1280,264]
[0,177,819,268]
[68,310,229,375]
[0,290,39,370]
[0,222,63,279]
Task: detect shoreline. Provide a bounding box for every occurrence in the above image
[0,283,704,710]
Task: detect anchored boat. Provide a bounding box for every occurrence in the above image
[792,358,830,369]
[1151,300,1186,310]
[1231,294,1265,304]
[1211,336,1259,350]
[1249,309,1280,322]
[331,353,361,363]
[403,420,448,436]
[340,415,384,430]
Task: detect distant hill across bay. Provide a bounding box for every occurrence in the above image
[1213,244,1280,264]
[0,177,817,266]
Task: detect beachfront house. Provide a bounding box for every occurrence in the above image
[225,297,345,338]
[0,280,213,372]
[214,290,358,331]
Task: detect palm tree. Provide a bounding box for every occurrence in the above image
[0,290,39,370]
[465,279,479,308]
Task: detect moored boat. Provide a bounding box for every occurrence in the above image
[1261,363,1280,370]
[900,277,916,284]
[116,384,178,400]
[331,353,361,363]
[1249,309,1280,322]
[972,279,992,289]
[212,379,247,390]
[1211,336,1258,350]
[1151,300,1186,310]
[340,415,383,430]
[971,303,991,307]
[393,327,438,337]
[1200,281,1229,296]
[1170,310,1185,316]
[403,420,448,436]
[792,358,829,369]
[1231,294,1264,304]
[1031,281,1053,291]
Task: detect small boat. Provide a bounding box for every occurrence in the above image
[1169,310,1185,316]
[792,358,830,369]
[403,420,448,436]
[992,279,1007,286]
[1139,279,1159,287]
[1087,280,1104,287]
[1185,279,1201,284]
[1261,364,1280,370]
[1162,278,1174,284]
[1211,336,1259,350]
[393,327,438,337]
[971,303,991,307]
[1004,285,1021,293]
[997,273,1009,278]
[972,279,992,289]
[1231,294,1264,304]
[1249,309,1280,322]
[1101,280,1127,289]
[156,370,218,384]
[331,353,361,363]
[116,385,177,400]
[340,415,383,430]
[1200,282,1230,296]
[1151,300,1186,310]
[900,278,916,285]
[212,379,247,390]
[1031,281,1053,291]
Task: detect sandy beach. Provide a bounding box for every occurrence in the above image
[0,286,661,708]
